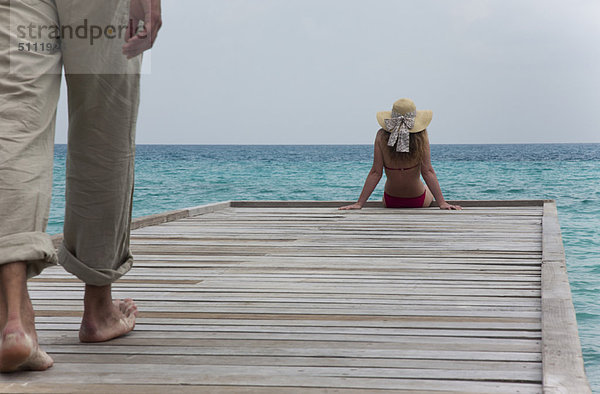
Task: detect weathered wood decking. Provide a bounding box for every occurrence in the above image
[1,201,590,393]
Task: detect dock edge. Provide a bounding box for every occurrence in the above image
[541,200,591,393]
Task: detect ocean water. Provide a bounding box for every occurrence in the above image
[49,143,600,389]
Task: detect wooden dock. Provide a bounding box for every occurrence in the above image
[1,201,590,393]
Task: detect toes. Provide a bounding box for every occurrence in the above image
[126,303,138,317]
[123,298,136,309]
[119,299,138,317]
[122,304,138,325]
[123,315,136,332]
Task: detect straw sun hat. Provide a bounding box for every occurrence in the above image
[376,98,432,153]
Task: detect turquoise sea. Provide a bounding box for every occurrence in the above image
[49,143,600,390]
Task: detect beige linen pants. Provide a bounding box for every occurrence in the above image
[0,0,142,285]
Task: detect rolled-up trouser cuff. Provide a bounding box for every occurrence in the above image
[0,232,58,279]
[58,244,133,287]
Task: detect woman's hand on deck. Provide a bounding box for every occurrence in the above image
[339,203,363,210]
[439,202,462,210]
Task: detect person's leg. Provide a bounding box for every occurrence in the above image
[54,0,142,342]
[0,0,62,372]
[422,185,434,208]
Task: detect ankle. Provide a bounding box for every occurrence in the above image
[1,308,35,340]
[1,319,27,338]
[1,263,28,319]
[3,313,21,325]
[83,284,113,309]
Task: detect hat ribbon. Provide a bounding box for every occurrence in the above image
[385,111,415,153]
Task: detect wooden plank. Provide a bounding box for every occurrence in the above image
[126,255,544,265]
[33,345,545,361]
[35,325,541,338]
[30,295,543,307]
[36,316,543,329]
[29,306,543,319]
[210,207,544,215]
[46,353,542,371]
[30,286,542,297]
[229,200,545,208]
[31,272,544,282]
[13,383,483,394]
[37,336,542,353]
[541,201,591,393]
[51,201,231,247]
[0,363,543,382]
[1,376,543,394]
[0,384,401,394]
[31,310,542,325]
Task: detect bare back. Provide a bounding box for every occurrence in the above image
[376,129,426,198]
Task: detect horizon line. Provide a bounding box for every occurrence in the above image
[53,142,600,146]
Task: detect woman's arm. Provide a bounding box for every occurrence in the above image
[420,137,462,210]
[339,133,384,210]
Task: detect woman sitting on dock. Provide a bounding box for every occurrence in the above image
[340,98,461,210]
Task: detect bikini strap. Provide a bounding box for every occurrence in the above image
[384,163,420,171]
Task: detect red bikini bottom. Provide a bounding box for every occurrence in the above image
[383,190,427,208]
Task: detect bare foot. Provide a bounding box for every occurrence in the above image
[18,347,54,372]
[0,262,53,373]
[0,323,53,372]
[79,298,138,343]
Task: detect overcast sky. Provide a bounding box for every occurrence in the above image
[54,0,600,145]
